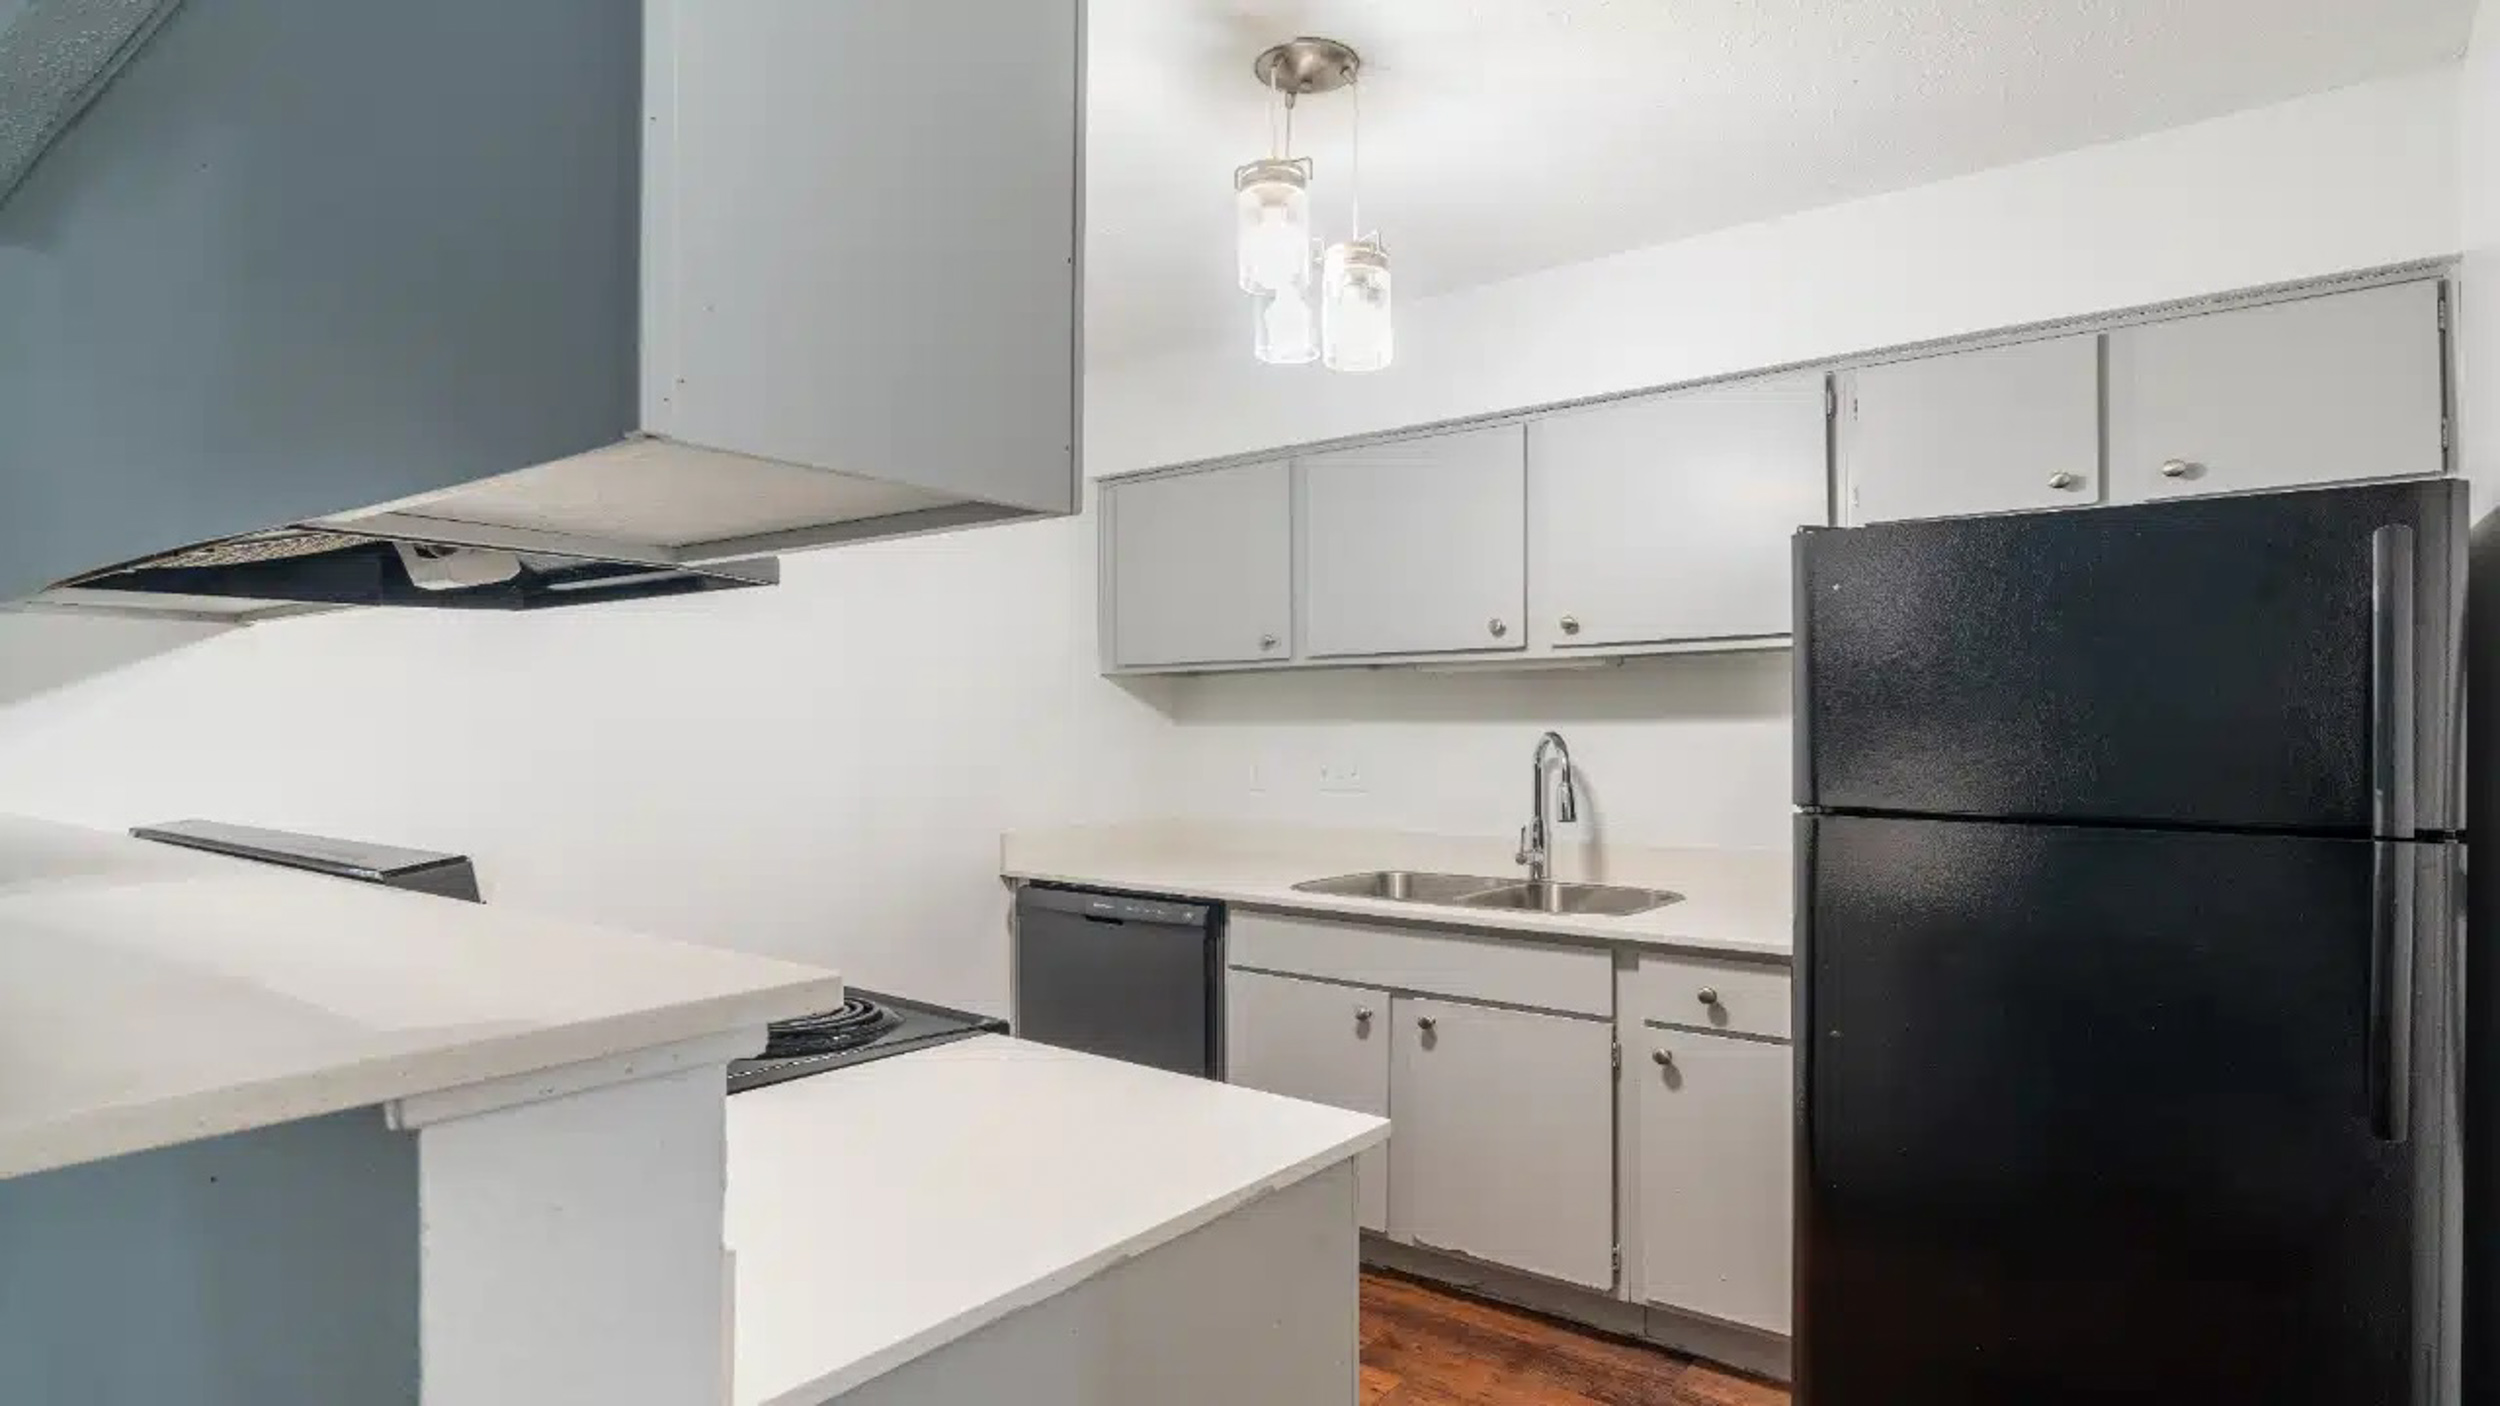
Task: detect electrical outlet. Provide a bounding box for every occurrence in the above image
[1318,759,1365,794]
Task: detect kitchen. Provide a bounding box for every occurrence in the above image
[1,0,2496,1403]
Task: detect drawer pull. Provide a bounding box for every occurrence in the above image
[1697,987,1720,1006]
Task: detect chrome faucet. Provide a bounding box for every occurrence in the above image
[1515,731,1579,883]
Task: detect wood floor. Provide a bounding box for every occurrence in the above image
[1359,1271,1790,1406]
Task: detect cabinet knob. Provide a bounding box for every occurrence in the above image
[2159,459,2194,480]
[1355,1006,1374,1024]
[2046,472,2079,491]
[1697,987,1720,1006]
[1417,1015,1437,1033]
[1652,1049,1674,1068]
[1258,633,1281,651]
[1559,615,1581,636]
[1487,618,1509,639]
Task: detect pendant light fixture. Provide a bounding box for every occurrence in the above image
[1321,236,1392,373]
[1235,157,1312,295]
[1253,284,1319,365]
[1236,37,1390,373]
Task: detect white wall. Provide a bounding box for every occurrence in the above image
[2462,4,2500,521]
[1088,69,2461,475]
[1104,69,2463,850]
[1157,653,1795,852]
[0,510,1169,1016]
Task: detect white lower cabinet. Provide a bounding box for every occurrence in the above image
[1224,969,1392,1233]
[1635,1027,1793,1333]
[1226,916,1800,1340]
[1388,995,1616,1290]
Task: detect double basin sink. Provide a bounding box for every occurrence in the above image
[1292,870,1679,918]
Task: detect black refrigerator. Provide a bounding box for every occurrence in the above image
[1793,480,2464,1405]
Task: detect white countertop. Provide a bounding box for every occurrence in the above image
[0,814,843,1181]
[1001,821,1792,960]
[725,1035,1387,1406]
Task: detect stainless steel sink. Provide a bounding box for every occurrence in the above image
[1292,870,1507,904]
[1456,880,1679,917]
[1291,870,1679,918]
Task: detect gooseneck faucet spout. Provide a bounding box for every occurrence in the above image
[1516,731,1579,883]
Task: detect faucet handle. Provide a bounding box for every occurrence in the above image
[1515,824,1534,866]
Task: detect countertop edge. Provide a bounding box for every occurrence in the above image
[0,976,846,1183]
[999,864,1793,963]
[752,1102,1389,1406]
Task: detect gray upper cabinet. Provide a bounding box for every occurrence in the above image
[1840,334,2103,524]
[1106,462,1293,669]
[2107,281,2448,503]
[1095,276,2454,675]
[1300,426,1529,658]
[1529,377,1830,648]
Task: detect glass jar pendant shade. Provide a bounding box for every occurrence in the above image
[1322,236,1393,373]
[1235,158,1312,294]
[1253,282,1318,364]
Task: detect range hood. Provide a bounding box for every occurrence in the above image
[0,0,1083,619]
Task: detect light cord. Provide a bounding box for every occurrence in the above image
[1349,66,1363,240]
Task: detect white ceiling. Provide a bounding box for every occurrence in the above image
[1085,0,2475,362]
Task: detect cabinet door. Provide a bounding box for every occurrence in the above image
[2108,280,2447,503]
[1841,334,2102,523]
[1225,970,1392,1233]
[1388,996,1613,1289]
[1636,1028,1793,1333]
[1106,463,1292,668]
[1301,426,1527,658]
[651,0,1080,513]
[1529,377,1829,647]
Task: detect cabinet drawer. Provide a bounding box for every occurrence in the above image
[1229,910,1612,1018]
[1629,952,1791,1040]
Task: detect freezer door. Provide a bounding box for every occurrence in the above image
[1795,480,2463,834]
[1798,815,2426,1405]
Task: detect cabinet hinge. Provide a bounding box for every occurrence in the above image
[1823,381,1837,417]
[1612,1245,1622,1280]
[2438,286,2451,330]
[2444,417,2454,452]
[1611,1037,1622,1074]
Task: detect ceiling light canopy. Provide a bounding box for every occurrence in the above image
[1234,36,1391,374]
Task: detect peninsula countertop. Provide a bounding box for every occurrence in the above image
[0,814,843,1181]
[726,1035,1386,1406]
[1001,821,1792,960]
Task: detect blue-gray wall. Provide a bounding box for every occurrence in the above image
[0,1110,420,1402]
[0,0,640,602]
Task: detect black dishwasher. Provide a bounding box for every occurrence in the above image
[1012,886,1222,1078]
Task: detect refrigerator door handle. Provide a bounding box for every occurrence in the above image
[2368,840,2414,1143]
[2370,524,2416,840]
